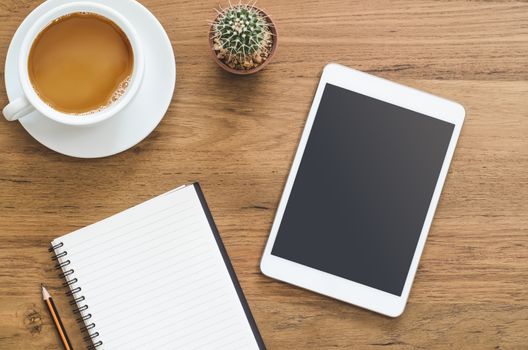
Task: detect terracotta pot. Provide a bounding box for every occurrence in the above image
[208,7,278,75]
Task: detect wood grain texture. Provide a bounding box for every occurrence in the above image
[0,0,527,349]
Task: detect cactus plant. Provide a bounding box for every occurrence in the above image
[210,2,277,73]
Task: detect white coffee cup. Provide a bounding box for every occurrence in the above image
[2,1,144,127]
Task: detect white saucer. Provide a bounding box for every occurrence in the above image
[4,0,176,158]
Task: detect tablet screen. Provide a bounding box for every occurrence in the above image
[271,83,455,296]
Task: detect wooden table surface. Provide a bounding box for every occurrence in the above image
[1,0,527,349]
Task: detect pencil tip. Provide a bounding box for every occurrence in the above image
[41,284,50,300]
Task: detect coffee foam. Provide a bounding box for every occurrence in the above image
[70,76,131,116]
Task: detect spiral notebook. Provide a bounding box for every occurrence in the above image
[49,183,265,350]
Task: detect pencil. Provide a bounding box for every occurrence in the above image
[42,284,73,350]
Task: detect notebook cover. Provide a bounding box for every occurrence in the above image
[192,183,266,349]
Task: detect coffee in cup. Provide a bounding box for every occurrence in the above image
[28,12,133,115]
[3,2,144,126]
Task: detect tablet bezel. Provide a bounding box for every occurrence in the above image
[260,63,465,317]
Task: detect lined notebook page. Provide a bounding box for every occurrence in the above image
[52,184,261,350]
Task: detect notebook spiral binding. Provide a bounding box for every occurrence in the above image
[49,241,103,350]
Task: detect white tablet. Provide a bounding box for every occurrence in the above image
[260,63,464,317]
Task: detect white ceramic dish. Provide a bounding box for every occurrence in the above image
[260,63,465,317]
[4,0,176,158]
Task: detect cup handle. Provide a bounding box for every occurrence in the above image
[3,96,35,121]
